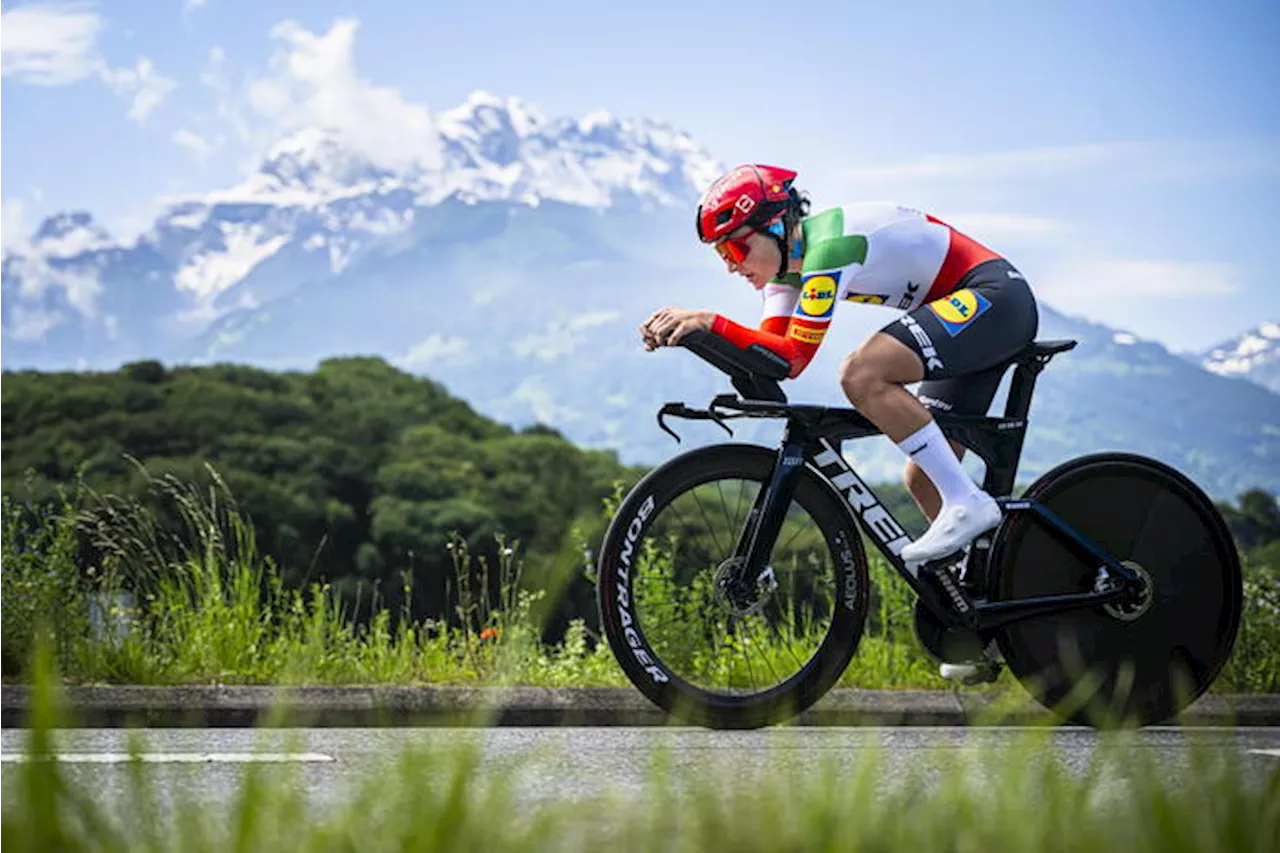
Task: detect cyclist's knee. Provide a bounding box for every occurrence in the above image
[839,352,889,403]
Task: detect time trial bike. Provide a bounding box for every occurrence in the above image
[596,330,1242,729]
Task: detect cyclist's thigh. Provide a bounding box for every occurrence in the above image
[916,364,1007,418]
[878,259,1038,381]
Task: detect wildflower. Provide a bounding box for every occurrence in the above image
[479,627,500,641]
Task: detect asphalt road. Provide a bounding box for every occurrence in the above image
[4,726,1278,819]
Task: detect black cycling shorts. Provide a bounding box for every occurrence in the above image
[880,259,1039,416]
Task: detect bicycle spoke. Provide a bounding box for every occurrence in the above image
[733,480,751,535]
[778,513,819,555]
[616,469,850,699]
[714,479,737,543]
[768,596,809,673]
[689,488,728,557]
[741,616,784,688]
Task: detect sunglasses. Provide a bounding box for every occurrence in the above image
[714,235,754,264]
[713,220,786,264]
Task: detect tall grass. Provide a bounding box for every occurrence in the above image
[1,467,1276,692]
[1,487,89,677]
[4,646,1278,851]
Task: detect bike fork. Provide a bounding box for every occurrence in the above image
[729,440,808,583]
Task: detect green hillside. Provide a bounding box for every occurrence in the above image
[1,357,644,630]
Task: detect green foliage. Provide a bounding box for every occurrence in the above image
[0,487,90,677]
[1,357,644,633]
[1217,488,1280,549]
[5,652,1278,851]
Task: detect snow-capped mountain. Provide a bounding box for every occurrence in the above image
[3,91,1278,500]
[1194,322,1280,395]
[2,91,721,364]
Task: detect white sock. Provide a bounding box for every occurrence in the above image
[897,420,981,508]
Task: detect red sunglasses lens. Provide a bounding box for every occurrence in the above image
[715,237,750,263]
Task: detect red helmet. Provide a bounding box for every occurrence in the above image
[695,164,798,243]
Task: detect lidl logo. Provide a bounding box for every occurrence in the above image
[844,293,888,305]
[799,274,837,319]
[928,289,992,336]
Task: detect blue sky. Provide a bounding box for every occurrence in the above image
[2,0,1277,352]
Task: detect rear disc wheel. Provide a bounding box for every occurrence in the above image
[990,453,1242,727]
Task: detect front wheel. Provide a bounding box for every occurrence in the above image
[989,453,1243,727]
[597,444,869,729]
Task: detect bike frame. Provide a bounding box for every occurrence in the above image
[659,338,1146,634]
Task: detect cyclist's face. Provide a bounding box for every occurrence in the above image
[718,227,779,290]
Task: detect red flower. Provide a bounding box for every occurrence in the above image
[479,627,500,641]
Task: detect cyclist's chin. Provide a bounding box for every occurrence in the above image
[744,273,768,291]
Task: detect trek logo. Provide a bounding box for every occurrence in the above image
[614,494,669,683]
[898,314,945,372]
[813,441,911,557]
[897,281,920,310]
[735,195,756,215]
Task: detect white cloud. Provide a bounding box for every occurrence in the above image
[1,3,176,122]
[6,305,66,341]
[513,377,583,425]
[173,128,218,161]
[842,140,1280,190]
[935,212,1067,243]
[102,57,177,122]
[197,46,255,148]
[1038,258,1238,302]
[244,19,443,171]
[183,0,208,11]
[2,200,32,253]
[7,252,105,318]
[1,2,102,85]
[395,335,472,369]
[511,311,621,362]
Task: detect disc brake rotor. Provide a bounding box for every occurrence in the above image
[713,557,778,617]
[1100,559,1154,622]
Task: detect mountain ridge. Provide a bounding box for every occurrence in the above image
[2,93,1275,500]
[1191,321,1280,395]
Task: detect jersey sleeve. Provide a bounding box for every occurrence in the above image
[711,272,839,379]
[759,282,799,336]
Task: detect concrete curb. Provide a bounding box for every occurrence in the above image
[3,686,1277,728]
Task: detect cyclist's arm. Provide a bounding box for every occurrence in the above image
[711,277,833,378]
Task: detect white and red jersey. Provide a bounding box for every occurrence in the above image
[711,204,1002,377]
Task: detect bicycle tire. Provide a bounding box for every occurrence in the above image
[597,443,869,729]
[988,453,1243,727]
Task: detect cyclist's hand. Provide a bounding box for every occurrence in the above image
[640,307,715,350]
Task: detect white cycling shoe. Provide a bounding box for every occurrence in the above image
[901,491,1003,566]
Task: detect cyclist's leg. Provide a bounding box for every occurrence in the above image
[873,260,1038,562]
[906,365,1009,520]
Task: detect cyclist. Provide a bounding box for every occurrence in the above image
[640,164,1039,629]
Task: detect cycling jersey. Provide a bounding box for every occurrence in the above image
[710,204,1001,377]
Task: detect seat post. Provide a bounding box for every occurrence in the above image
[1003,358,1047,421]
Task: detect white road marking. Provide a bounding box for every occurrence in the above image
[0,753,335,764]
[1249,749,1280,759]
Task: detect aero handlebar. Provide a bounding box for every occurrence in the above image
[677,330,791,403]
